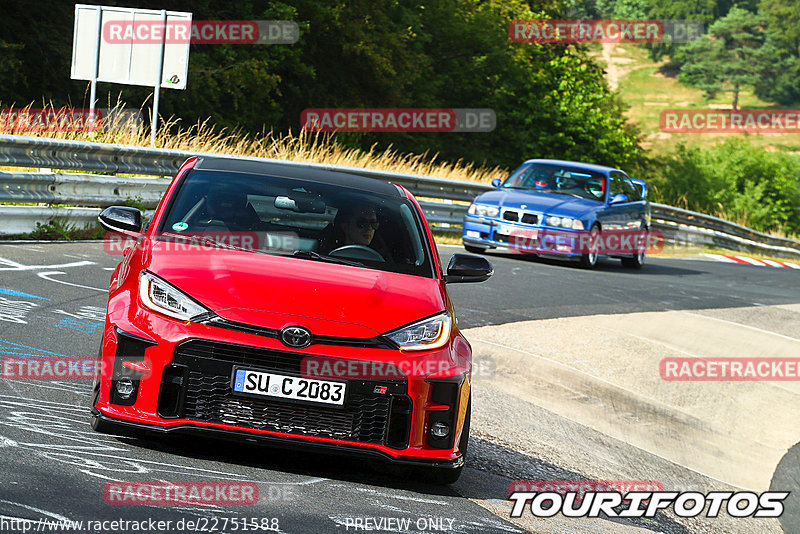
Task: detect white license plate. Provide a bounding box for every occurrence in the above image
[232,368,346,406]
[496,224,515,235]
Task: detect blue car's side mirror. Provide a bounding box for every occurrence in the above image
[631,178,647,199]
[491,178,502,188]
[609,193,628,205]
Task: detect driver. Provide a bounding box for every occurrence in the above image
[340,204,379,246]
[319,203,383,255]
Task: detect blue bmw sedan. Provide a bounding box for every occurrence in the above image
[462,159,650,268]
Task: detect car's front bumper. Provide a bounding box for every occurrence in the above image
[90,409,464,469]
[94,294,470,466]
[462,216,583,257]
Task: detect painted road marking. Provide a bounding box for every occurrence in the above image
[0,288,51,300]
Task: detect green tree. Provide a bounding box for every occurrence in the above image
[754,0,800,105]
[676,7,775,109]
[648,138,800,234]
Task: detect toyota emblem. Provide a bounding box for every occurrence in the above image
[280,325,312,348]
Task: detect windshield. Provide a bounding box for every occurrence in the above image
[158,169,434,278]
[502,163,607,201]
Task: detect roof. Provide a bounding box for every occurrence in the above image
[521,158,622,174]
[193,156,402,197]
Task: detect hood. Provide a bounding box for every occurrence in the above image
[476,189,600,218]
[144,241,445,338]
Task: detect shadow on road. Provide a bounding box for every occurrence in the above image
[115,432,690,533]
[771,441,800,533]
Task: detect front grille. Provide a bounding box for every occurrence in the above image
[503,210,519,221]
[183,372,389,442]
[165,340,411,447]
[521,213,539,224]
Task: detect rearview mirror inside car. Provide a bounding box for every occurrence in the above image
[275,194,326,213]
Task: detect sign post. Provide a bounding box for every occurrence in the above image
[71,4,191,145]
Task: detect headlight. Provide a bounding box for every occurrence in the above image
[545,216,584,230]
[468,204,499,218]
[139,271,209,321]
[385,312,452,351]
[545,216,561,227]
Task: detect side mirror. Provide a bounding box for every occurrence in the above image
[491,178,502,188]
[444,253,493,283]
[631,178,647,199]
[98,206,143,234]
[609,193,628,205]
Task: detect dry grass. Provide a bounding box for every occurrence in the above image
[0,103,506,183]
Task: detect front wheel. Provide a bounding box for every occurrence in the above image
[579,224,600,269]
[621,226,647,269]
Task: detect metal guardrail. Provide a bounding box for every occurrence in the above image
[1,134,799,259]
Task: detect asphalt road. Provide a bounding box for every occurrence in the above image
[0,242,798,534]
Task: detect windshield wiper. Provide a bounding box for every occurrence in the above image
[552,192,594,200]
[292,250,365,267]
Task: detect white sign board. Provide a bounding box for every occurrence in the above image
[71,4,191,90]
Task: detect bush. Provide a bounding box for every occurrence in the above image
[647,138,800,235]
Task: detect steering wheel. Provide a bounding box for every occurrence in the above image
[329,245,385,262]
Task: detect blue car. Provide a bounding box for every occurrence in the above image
[462,159,650,269]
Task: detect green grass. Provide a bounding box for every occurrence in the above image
[0,219,105,241]
[593,44,800,153]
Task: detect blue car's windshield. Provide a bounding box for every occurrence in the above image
[502,163,606,202]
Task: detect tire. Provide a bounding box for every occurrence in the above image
[621,250,645,269]
[89,345,114,434]
[89,382,115,434]
[426,397,470,485]
[621,226,647,269]
[579,224,600,269]
[463,244,485,254]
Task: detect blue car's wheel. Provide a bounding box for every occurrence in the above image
[622,227,646,269]
[579,224,600,269]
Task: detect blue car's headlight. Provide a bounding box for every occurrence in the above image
[545,216,584,230]
[468,203,499,218]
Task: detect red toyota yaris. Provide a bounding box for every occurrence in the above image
[91,156,493,483]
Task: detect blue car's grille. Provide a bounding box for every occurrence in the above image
[501,209,539,225]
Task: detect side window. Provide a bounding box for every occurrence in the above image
[620,175,641,202]
[609,173,624,198]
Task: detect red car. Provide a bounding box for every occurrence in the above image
[91,156,493,483]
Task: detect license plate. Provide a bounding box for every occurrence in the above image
[232,368,346,406]
[496,224,515,235]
